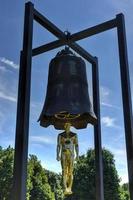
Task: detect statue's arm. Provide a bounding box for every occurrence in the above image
[56,134,61,161]
[74,134,79,160]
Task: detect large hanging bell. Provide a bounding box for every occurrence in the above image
[38,47,97,130]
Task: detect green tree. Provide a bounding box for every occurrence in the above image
[0,147,56,200]
[27,155,55,200]
[119,183,130,200]
[72,149,121,200]
[46,170,64,200]
[0,146,14,200]
[103,149,120,200]
[0,146,125,200]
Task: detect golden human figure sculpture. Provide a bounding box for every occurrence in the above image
[56,122,79,195]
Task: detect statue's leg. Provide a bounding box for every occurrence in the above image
[67,155,74,193]
[61,154,68,192]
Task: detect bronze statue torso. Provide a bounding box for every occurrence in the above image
[59,132,77,157]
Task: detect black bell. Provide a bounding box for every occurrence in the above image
[38,47,97,130]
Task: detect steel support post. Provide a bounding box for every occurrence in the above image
[11,2,34,200]
[117,14,133,200]
[92,57,104,200]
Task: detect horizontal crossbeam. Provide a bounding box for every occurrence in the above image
[32,9,117,63]
[69,18,117,42]
[32,39,67,56]
[33,8,96,63]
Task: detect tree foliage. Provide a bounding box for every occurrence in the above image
[119,183,130,200]
[27,155,55,200]
[0,146,130,200]
[72,149,121,200]
[0,146,14,200]
[46,170,64,200]
[0,147,57,200]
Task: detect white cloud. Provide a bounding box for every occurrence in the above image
[0,65,12,73]
[0,58,18,103]
[0,57,19,69]
[0,91,17,102]
[101,102,120,109]
[100,86,120,109]
[30,135,56,145]
[100,86,110,98]
[101,116,116,127]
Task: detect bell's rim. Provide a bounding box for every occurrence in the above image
[38,112,97,130]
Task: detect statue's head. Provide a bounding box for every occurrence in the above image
[64,122,71,132]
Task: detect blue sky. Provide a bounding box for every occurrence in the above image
[0,0,133,184]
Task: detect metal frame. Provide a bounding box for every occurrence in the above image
[12,1,133,200]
